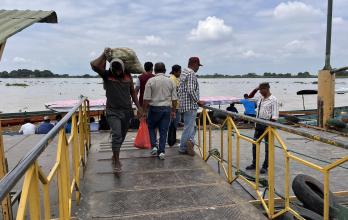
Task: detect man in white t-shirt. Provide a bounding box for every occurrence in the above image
[19,118,36,135]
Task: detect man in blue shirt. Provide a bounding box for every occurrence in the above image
[239,94,256,117]
[36,116,54,134]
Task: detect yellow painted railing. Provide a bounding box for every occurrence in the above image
[0,97,90,220]
[197,107,348,220]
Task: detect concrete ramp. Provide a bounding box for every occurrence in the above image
[75,132,266,219]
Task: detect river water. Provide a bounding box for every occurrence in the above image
[0,77,347,113]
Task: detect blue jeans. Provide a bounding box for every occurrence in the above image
[172,109,181,128]
[179,110,197,152]
[147,106,171,154]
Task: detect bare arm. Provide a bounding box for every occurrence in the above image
[248,87,259,98]
[142,81,152,117]
[90,48,110,77]
[130,76,141,110]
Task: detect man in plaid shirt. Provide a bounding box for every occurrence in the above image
[178,57,205,156]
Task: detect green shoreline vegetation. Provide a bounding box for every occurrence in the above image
[0,69,97,78]
[0,69,347,78]
[5,83,29,87]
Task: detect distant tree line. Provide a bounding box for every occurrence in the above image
[336,70,348,78]
[1,69,347,78]
[198,71,316,78]
[0,69,97,78]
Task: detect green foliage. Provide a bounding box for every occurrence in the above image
[0,69,97,78]
[198,71,316,78]
[5,83,29,87]
[336,70,348,78]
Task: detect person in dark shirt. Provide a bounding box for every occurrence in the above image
[99,112,110,130]
[65,118,72,134]
[135,62,154,107]
[226,103,238,113]
[90,48,142,173]
[36,116,54,134]
[55,114,62,125]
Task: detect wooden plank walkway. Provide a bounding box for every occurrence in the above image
[75,132,266,219]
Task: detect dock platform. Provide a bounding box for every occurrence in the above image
[75,132,266,220]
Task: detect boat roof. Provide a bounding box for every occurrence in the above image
[45,96,252,112]
[0,9,57,44]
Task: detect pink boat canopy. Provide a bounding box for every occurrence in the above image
[45,96,250,112]
[200,96,244,105]
[45,99,106,112]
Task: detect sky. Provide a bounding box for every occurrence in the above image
[0,0,347,76]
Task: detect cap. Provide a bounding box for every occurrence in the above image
[110,58,125,72]
[188,57,203,66]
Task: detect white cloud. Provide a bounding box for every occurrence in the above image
[1,0,347,75]
[241,50,260,58]
[273,1,322,19]
[333,17,344,25]
[282,39,318,56]
[189,16,232,41]
[88,51,97,58]
[13,57,29,63]
[144,52,172,60]
[284,40,305,51]
[146,52,158,57]
[163,52,172,58]
[136,35,166,46]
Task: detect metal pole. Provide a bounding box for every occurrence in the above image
[324,0,333,70]
[0,41,6,62]
[0,122,13,220]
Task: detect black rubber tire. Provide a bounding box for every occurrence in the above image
[274,206,323,220]
[292,174,337,218]
[294,205,324,220]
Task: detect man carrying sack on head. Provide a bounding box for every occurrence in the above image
[90,47,142,173]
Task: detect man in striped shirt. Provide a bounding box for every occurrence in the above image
[178,57,205,156]
[246,82,279,174]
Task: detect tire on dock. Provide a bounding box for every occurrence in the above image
[292,174,338,218]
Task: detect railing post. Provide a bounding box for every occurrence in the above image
[71,114,81,204]
[0,122,13,220]
[16,164,39,220]
[85,100,91,150]
[202,109,207,160]
[267,127,275,218]
[323,171,330,220]
[236,135,240,174]
[57,129,71,220]
[220,125,224,165]
[227,116,233,183]
[255,142,260,191]
[28,162,41,220]
[285,154,290,210]
[78,107,86,166]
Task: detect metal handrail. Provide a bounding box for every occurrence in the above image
[0,96,87,202]
[198,106,348,220]
[204,106,348,149]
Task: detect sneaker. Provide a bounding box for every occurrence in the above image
[246,164,256,170]
[159,153,165,160]
[260,167,267,174]
[151,147,158,155]
[186,140,195,156]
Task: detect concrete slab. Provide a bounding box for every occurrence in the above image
[75,132,266,220]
